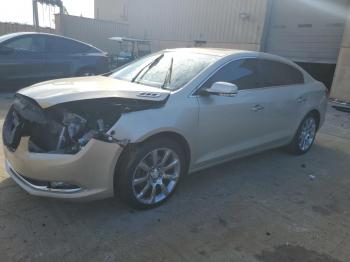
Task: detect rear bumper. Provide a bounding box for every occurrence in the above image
[4,137,123,201]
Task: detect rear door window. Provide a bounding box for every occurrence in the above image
[46,36,92,54]
[202,58,260,90]
[258,59,304,87]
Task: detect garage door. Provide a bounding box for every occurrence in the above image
[265,0,349,63]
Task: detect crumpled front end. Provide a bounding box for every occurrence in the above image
[2,93,166,200]
[2,94,129,200]
[4,138,122,200]
[4,94,129,154]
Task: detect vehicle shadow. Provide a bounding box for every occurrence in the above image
[0,141,347,222]
[0,141,348,261]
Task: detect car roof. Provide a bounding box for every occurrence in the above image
[164,47,301,62]
[0,32,62,41]
[164,48,313,81]
[0,32,104,52]
[165,47,258,57]
[166,48,304,67]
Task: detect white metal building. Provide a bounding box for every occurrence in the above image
[96,0,269,51]
[263,0,349,64]
[95,0,350,97]
[95,0,348,62]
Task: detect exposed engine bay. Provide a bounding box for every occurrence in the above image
[3,94,166,154]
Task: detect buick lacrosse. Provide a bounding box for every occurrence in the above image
[3,48,327,208]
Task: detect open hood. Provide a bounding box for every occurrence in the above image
[18,76,170,108]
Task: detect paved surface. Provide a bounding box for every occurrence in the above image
[0,92,349,262]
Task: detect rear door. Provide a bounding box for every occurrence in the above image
[257,58,306,140]
[45,36,88,78]
[0,35,46,85]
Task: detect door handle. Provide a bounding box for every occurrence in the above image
[297,96,307,103]
[252,105,265,112]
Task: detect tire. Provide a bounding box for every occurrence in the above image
[76,68,96,77]
[287,113,318,155]
[117,138,185,209]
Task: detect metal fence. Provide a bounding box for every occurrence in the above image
[55,14,129,54]
[0,15,129,55]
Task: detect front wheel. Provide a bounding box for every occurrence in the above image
[118,138,185,209]
[287,113,318,155]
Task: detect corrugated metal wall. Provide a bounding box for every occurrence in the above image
[265,0,349,63]
[0,22,55,36]
[332,6,350,101]
[55,14,129,54]
[95,0,127,21]
[123,0,268,51]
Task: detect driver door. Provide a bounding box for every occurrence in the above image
[0,35,46,86]
[195,58,269,168]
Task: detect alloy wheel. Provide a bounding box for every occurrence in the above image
[132,148,181,205]
[298,117,316,152]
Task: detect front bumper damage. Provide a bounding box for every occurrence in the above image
[2,94,126,200]
[4,137,123,201]
[2,76,170,200]
[2,92,167,201]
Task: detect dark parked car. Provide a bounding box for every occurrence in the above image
[0,32,110,87]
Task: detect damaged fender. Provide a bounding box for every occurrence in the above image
[3,90,169,154]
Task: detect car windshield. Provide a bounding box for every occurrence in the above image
[110,51,219,90]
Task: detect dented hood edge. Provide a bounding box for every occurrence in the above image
[18,76,171,108]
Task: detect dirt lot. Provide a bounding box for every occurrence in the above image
[0,92,349,262]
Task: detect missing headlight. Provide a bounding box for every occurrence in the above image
[5,95,165,154]
[22,99,124,154]
[32,110,120,154]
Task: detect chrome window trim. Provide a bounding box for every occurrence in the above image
[189,56,307,97]
[189,56,258,97]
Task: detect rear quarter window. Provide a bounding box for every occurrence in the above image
[46,36,95,54]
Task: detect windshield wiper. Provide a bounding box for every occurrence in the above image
[131,54,164,83]
[162,57,174,89]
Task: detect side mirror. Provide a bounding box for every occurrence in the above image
[201,82,238,96]
[0,45,14,55]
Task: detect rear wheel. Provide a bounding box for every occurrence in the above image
[287,113,318,155]
[118,138,185,209]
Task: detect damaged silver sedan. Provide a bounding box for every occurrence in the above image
[3,48,328,209]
